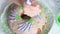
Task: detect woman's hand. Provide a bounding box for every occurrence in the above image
[23,0,41,17]
[24,4,41,17]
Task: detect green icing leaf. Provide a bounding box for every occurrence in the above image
[16,6,23,20]
[18,6,23,11]
[16,14,21,20]
[28,18,34,24]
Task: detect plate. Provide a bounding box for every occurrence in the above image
[0,1,54,34]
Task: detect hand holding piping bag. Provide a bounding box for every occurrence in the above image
[24,0,41,17]
[8,0,41,17]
